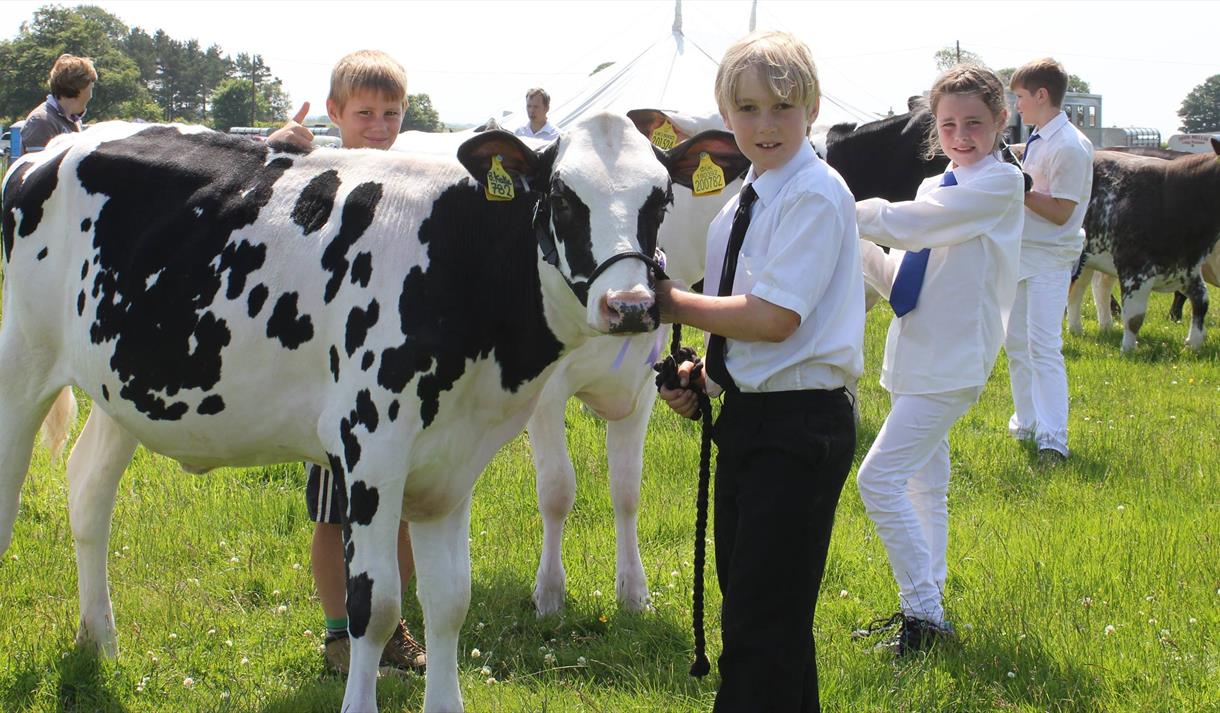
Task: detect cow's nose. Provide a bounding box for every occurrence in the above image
[601,288,657,334]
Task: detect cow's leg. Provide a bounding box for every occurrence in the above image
[1169,292,1187,323]
[605,388,654,613]
[411,495,472,713]
[1182,273,1208,351]
[1066,267,1091,335]
[1093,271,1117,331]
[527,395,576,616]
[338,448,408,713]
[67,407,138,657]
[1119,277,1153,353]
[0,334,61,555]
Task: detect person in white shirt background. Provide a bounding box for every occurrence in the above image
[1004,58,1095,464]
[853,64,1025,656]
[657,30,863,713]
[513,87,559,141]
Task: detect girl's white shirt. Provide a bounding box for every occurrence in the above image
[857,154,1024,394]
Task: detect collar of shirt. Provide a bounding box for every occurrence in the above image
[46,94,85,123]
[1033,111,1070,141]
[742,139,817,211]
[945,153,1000,185]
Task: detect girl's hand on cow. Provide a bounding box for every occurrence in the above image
[658,360,704,419]
[267,103,315,151]
[655,279,690,324]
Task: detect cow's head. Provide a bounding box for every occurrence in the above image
[458,113,735,335]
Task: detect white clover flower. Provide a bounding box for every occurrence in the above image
[1116,505,1125,512]
[240,657,250,665]
[593,590,602,598]
[229,556,240,563]
[839,590,849,599]
[1145,595,1154,601]
[470,648,481,658]
[272,590,281,597]
[183,677,195,688]
[221,691,230,700]
[577,656,587,666]
[225,639,233,647]
[476,622,485,631]
[1081,597,1093,608]
[207,628,216,636]
[292,563,301,570]
[1104,625,1116,635]
[303,629,312,637]
[671,570,679,578]
[480,665,491,676]
[1006,671,1016,679]
[1189,617,1198,624]
[219,540,227,547]
[544,653,556,665]
[485,677,497,685]
[276,605,288,614]
[538,646,548,653]
[169,633,177,640]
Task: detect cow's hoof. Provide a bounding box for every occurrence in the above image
[532,585,565,617]
[75,624,118,658]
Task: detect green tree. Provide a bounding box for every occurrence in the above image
[1178,74,1220,133]
[210,76,290,130]
[934,45,988,71]
[403,92,443,132]
[0,5,151,122]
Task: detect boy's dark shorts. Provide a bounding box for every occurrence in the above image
[305,463,344,524]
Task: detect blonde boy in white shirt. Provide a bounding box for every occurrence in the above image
[657,31,863,712]
[1004,58,1095,462]
[855,65,1024,655]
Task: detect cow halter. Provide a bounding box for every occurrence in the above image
[531,195,671,307]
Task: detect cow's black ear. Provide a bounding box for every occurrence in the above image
[1211,136,1220,156]
[627,108,692,144]
[457,130,553,188]
[658,130,749,189]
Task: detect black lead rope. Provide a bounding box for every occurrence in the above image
[652,323,715,677]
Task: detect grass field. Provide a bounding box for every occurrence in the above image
[0,290,1217,712]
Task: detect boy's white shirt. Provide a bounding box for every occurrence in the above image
[1018,110,1095,278]
[703,140,865,393]
[857,154,1024,395]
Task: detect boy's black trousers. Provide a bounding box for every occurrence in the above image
[710,387,856,713]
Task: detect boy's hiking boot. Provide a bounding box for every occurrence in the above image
[323,619,427,675]
[852,613,956,656]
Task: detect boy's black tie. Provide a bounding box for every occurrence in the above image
[705,184,758,393]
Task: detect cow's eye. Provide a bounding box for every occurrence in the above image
[552,196,570,214]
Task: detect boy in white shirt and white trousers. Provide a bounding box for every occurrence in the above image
[855,65,1025,654]
[1004,58,1095,462]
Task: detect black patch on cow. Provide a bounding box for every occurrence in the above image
[376,181,564,427]
[220,240,267,300]
[348,480,380,526]
[197,394,225,415]
[637,186,668,259]
[340,416,362,472]
[36,247,48,260]
[81,218,91,232]
[329,345,340,382]
[246,283,269,317]
[361,350,375,371]
[322,182,383,303]
[824,110,948,202]
[388,400,399,422]
[550,180,597,278]
[351,251,373,287]
[355,389,379,433]
[77,290,85,315]
[74,127,293,420]
[346,572,374,638]
[101,384,109,401]
[81,260,89,279]
[345,299,380,356]
[292,169,340,234]
[266,292,314,349]
[3,152,66,261]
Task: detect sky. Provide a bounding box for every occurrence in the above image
[4,0,1217,138]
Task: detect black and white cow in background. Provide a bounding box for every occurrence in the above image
[0,114,727,712]
[1069,138,1220,352]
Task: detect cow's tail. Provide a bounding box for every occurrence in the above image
[39,387,77,461]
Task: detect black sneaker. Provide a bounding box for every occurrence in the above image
[1037,448,1067,465]
[854,613,955,656]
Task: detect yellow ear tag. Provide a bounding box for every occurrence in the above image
[692,152,726,196]
[485,155,515,202]
[650,121,678,150]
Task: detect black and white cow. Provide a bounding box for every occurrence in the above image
[822,105,948,203]
[1069,138,1220,352]
[0,114,725,712]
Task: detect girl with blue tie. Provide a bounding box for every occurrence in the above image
[853,65,1025,655]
